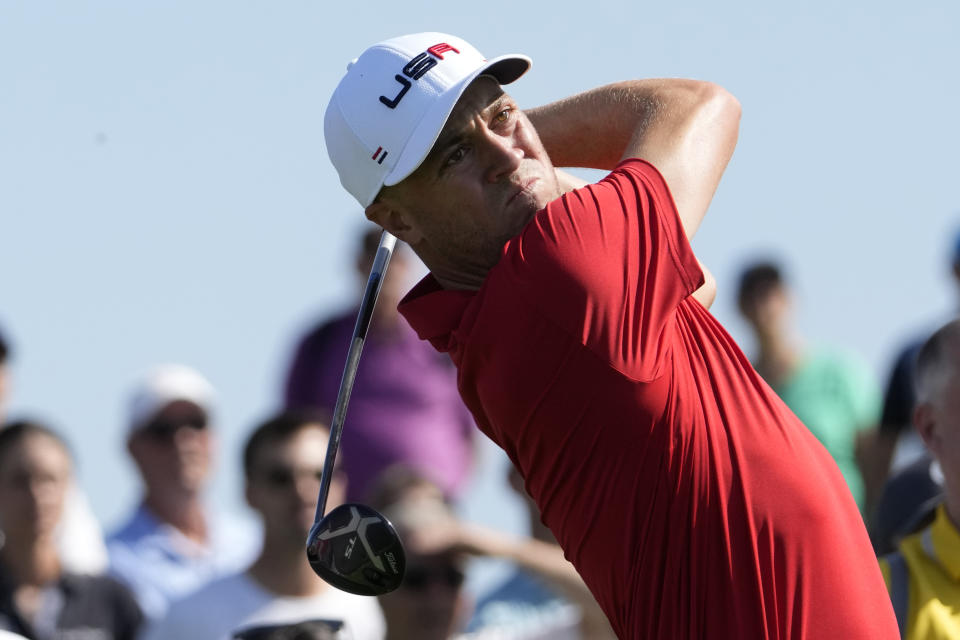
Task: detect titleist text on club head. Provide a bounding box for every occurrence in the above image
[306,502,406,596]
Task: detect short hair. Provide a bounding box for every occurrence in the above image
[915,319,960,404]
[736,261,784,312]
[366,464,449,513]
[242,409,329,478]
[0,419,73,465]
[0,327,9,364]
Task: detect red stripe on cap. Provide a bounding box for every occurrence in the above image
[372,147,383,160]
[428,43,459,59]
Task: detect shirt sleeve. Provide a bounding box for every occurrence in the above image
[505,159,703,381]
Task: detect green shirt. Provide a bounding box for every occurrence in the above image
[774,349,880,510]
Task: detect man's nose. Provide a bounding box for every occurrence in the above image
[483,131,523,183]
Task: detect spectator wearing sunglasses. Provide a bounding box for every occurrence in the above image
[106,364,258,623]
[370,467,615,640]
[141,411,384,640]
[372,476,471,640]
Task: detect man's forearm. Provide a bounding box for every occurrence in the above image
[527,79,717,170]
[526,79,739,240]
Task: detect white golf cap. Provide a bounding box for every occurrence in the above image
[128,364,215,433]
[324,32,531,207]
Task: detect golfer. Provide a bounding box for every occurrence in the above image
[323,32,897,638]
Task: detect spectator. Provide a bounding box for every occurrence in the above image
[0,420,143,639]
[737,260,880,511]
[0,328,10,422]
[0,324,108,575]
[863,227,960,520]
[107,364,258,622]
[879,319,960,637]
[284,226,475,502]
[370,467,611,640]
[873,454,943,555]
[465,465,615,639]
[370,471,471,640]
[143,411,384,640]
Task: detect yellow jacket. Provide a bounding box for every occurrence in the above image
[880,505,960,639]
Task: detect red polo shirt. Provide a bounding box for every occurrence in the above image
[399,159,897,639]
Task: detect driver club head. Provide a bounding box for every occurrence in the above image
[306,502,406,596]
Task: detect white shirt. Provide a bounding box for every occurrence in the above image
[56,483,109,574]
[140,571,384,640]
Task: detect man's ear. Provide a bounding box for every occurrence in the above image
[915,402,940,457]
[365,199,423,245]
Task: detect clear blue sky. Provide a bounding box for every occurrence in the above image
[2,1,959,558]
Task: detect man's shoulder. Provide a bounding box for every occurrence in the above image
[106,505,157,547]
[299,312,354,347]
[108,508,259,566]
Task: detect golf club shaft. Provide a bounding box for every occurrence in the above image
[313,230,398,521]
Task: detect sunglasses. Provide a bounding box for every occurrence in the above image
[402,565,465,591]
[142,415,208,440]
[258,465,325,489]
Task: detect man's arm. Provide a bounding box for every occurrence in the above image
[404,511,616,637]
[554,165,718,309]
[527,79,741,240]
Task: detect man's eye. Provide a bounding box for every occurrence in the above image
[493,109,511,124]
[444,146,467,167]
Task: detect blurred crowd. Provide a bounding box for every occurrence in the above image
[1,224,959,639]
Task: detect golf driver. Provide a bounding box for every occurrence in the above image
[306,230,406,596]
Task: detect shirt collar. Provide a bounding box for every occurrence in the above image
[134,501,214,557]
[928,504,960,580]
[398,274,475,353]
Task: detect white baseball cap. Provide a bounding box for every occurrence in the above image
[128,364,215,433]
[324,32,531,208]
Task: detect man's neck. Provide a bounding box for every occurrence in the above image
[0,539,60,586]
[942,486,960,537]
[247,535,328,597]
[753,330,800,387]
[429,169,583,292]
[434,272,486,291]
[143,491,208,543]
